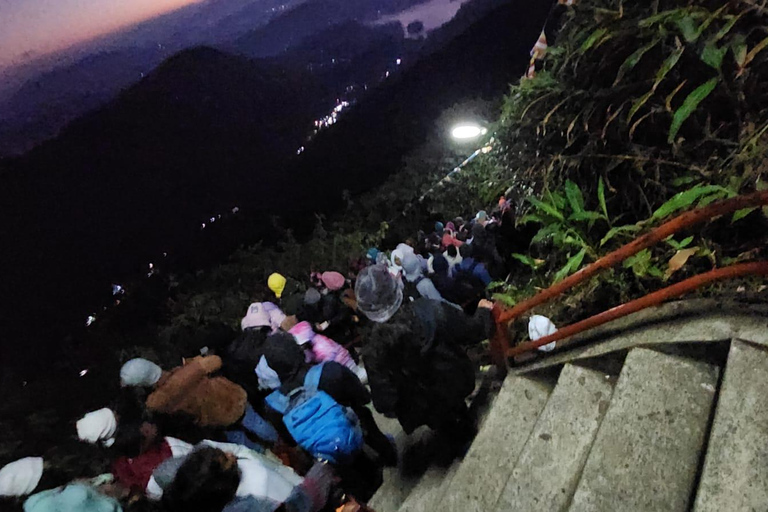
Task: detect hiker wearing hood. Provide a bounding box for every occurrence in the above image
[120,357,278,449]
[289,321,367,383]
[261,333,394,462]
[401,253,445,302]
[355,265,492,448]
[267,274,305,318]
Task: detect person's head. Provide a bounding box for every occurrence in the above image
[267,273,287,299]
[76,408,118,447]
[163,447,240,512]
[355,264,403,323]
[475,210,488,224]
[432,253,449,277]
[446,245,458,258]
[459,244,473,259]
[401,253,422,282]
[434,221,444,235]
[321,271,345,292]
[112,420,160,458]
[120,358,162,388]
[263,332,307,386]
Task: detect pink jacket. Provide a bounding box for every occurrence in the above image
[289,322,366,382]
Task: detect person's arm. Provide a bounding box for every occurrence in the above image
[317,361,370,409]
[146,356,220,413]
[363,354,399,417]
[283,462,335,512]
[417,279,444,301]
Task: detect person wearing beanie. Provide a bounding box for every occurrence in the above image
[288,321,367,384]
[400,253,445,302]
[0,457,44,497]
[120,356,278,448]
[357,264,493,455]
[241,302,285,333]
[320,271,345,292]
[354,264,403,324]
[76,408,118,447]
[261,334,396,476]
[23,483,122,512]
[267,273,287,299]
[120,358,162,388]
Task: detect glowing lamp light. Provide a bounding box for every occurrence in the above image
[451,124,488,140]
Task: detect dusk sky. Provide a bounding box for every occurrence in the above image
[0,0,203,68]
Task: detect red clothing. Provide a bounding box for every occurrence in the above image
[112,440,173,493]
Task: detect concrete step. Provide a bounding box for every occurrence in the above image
[569,348,719,512]
[398,462,460,512]
[367,413,432,512]
[439,374,554,512]
[494,364,614,512]
[693,339,768,512]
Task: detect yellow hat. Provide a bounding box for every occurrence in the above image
[268,273,287,298]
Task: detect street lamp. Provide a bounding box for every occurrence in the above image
[451,123,488,141]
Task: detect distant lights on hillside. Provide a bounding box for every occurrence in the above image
[86,315,96,327]
[396,58,402,65]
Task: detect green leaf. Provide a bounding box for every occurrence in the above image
[652,184,724,220]
[580,28,608,53]
[528,196,565,221]
[531,224,562,244]
[744,36,768,67]
[623,249,654,277]
[714,13,743,42]
[598,177,608,219]
[629,47,685,122]
[671,176,698,187]
[492,293,517,307]
[675,15,700,42]
[628,91,653,122]
[668,77,719,143]
[614,39,659,86]
[654,47,685,89]
[701,42,728,70]
[568,211,603,222]
[732,207,756,223]
[554,248,587,283]
[731,34,748,67]
[666,235,694,250]
[546,190,567,211]
[519,214,546,225]
[565,180,585,214]
[511,253,544,269]
[600,224,641,246]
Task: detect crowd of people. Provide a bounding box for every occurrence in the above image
[0,197,558,512]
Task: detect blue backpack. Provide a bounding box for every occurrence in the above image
[265,363,364,464]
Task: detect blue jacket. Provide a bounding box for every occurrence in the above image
[457,258,492,286]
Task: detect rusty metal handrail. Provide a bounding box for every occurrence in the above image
[507,261,768,356]
[489,190,768,373]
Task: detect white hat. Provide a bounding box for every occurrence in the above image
[0,457,44,497]
[241,302,272,331]
[76,408,117,447]
[528,315,557,352]
[120,358,162,387]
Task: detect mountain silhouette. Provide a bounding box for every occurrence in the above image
[0,47,326,357]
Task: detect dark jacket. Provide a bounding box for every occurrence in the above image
[362,299,491,433]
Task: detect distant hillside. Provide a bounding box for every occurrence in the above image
[278,21,411,92]
[233,0,427,58]
[285,0,555,206]
[0,47,326,352]
[0,48,170,156]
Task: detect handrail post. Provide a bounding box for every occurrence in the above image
[490,303,510,377]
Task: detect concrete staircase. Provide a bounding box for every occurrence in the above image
[368,334,768,512]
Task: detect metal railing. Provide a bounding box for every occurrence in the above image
[490,190,768,374]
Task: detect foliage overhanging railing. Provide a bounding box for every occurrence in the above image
[489,190,768,374]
